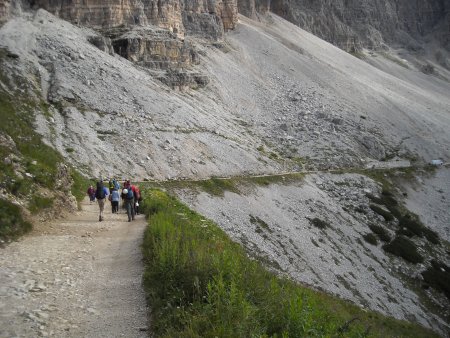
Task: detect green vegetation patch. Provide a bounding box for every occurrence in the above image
[383,236,423,264]
[421,260,450,300]
[369,204,394,222]
[70,169,91,209]
[197,177,240,197]
[363,233,378,245]
[308,217,329,229]
[368,224,391,242]
[28,195,54,214]
[0,198,32,240]
[140,189,438,337]
[398,214,440,244]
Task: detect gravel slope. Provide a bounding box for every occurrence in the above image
[0,199,149,338]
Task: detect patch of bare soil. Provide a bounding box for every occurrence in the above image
[0,198,149,337]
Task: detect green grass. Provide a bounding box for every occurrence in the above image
[140,189,438,337]
[197,177,240,197]
[0,198,32,240]
[28,195,54,214]
[70,169,91,209]
[383,236,423,264]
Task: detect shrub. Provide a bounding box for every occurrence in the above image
[308,217,329,229]
[421,260,450,300]
[383,236,423,264]
[0,198,32,240]
[363,233,378,245]
[368,224,391,242]
[398,214,440,244]
[370,204,394,221]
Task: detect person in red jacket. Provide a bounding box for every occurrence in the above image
[133,185,142,215]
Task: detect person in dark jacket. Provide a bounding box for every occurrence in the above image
[95,181,109,221]
[87,185,95,202]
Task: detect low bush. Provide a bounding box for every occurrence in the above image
[398,214,440,244]
[383,236,423,264]
[70,169,91,208]
[363,233,378,245]
[370,204,394,221]
[421,260,450,300]
[0,198,32,240]
[308,217,329,229]
[368,224,391,242]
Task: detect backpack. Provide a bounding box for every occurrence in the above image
[134,187,141,201]
[96,182,105,199]
[126,187,134,199]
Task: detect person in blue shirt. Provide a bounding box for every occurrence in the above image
[110,187,120,213]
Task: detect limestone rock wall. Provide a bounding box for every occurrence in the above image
[240,0,449,51]
[111,27,199,69]
[0,0,13,24]
[29,0,237,39]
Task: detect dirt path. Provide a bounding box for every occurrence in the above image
[0,198,149,338]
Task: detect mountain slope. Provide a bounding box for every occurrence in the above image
[1,10,449,180]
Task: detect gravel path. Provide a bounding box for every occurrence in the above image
[0,198,149,338]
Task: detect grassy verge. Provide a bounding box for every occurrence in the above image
[141,189,439,337]
[0,199,32,240]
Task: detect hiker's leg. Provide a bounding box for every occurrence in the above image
[126,200,132,221]
[131,198,135,220]
[98,199,104,221]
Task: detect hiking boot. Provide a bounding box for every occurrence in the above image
[99,215,102,221]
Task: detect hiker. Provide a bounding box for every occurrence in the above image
[108,178,115,192]
[122,185,135,222]
[133,185,142,215]
[87,185,95,203]
[95,180,109,222]
[113,178,120,191]
[110,187,120,213]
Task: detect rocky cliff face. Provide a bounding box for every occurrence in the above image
[29,0,237,39]
[239,0,449,52]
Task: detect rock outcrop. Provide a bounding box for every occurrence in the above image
[0,0,11,24]
[240,0,449,52]
[111,27,199,69]
[29,0,238,40]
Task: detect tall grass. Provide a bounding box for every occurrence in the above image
[141,189,439,337]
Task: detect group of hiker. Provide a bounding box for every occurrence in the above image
[87,178,142,222]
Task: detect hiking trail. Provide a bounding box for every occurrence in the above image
[0,198,149,338]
